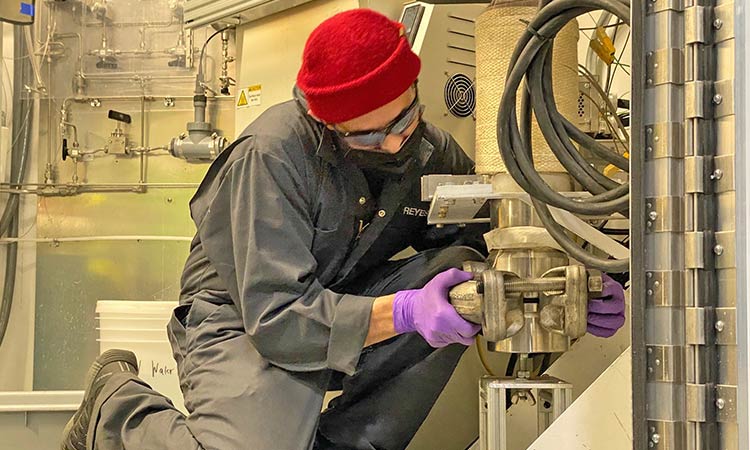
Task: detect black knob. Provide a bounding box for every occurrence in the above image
[108,110,131,124]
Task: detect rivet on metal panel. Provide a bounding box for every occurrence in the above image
[710,169,723,180]
[713,94,723,105]
[713,19,723,30]
[715,320,725,332]
[714,245,724,256]
[716,398,725,409]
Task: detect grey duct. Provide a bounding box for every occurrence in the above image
[0,27,33,347]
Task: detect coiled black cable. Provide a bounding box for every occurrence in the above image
[496,0,630,272]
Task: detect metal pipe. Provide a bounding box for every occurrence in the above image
[139,96,146,184]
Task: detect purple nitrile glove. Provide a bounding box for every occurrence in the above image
[393,268,481,348]
[587,274,626,338]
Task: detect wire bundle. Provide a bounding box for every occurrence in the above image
[496,0,630,272]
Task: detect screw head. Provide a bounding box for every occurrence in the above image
[652,433,661,444]
[714,245,725,256]
[715,320,725,332]
[716,398,726,409]
[649,211,658,220]
[713,94,724,105]
[713,19,724,30]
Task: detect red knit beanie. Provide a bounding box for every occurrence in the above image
[297,9,421,124]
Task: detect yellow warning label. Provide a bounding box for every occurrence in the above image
[248,84,261,92]
[237,90,248,107]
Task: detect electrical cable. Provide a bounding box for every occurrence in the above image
[196,26,232,95]
[0,28,33,348]
[495,0,631,272]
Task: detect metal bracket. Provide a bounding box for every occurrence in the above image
[685,81,714,119]
[685,6,709,44]
[646,48,684,86]
[645,197,684,232]
[647,345,686,382]
[646,122,684,160]
[713,2,735,44]
[686,383,716,423]
[646,270,685,307]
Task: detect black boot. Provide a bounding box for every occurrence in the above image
[60,349,139,450]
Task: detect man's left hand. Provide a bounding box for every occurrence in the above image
[587,274,626,338]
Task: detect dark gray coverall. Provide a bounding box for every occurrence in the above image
[86,91,486,450]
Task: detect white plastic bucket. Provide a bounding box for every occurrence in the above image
[96,301,185,414]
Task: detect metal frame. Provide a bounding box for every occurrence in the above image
[733,1,749,448]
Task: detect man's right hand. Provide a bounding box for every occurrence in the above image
[392,268,481,348]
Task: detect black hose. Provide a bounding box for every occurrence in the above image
[0,27,33,348]
[495,0,631,271]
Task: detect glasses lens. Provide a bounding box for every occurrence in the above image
[342,131,387,149]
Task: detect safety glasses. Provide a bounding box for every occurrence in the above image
[334,88,424,150]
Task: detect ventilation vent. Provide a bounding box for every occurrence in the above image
[444,73,475,118]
